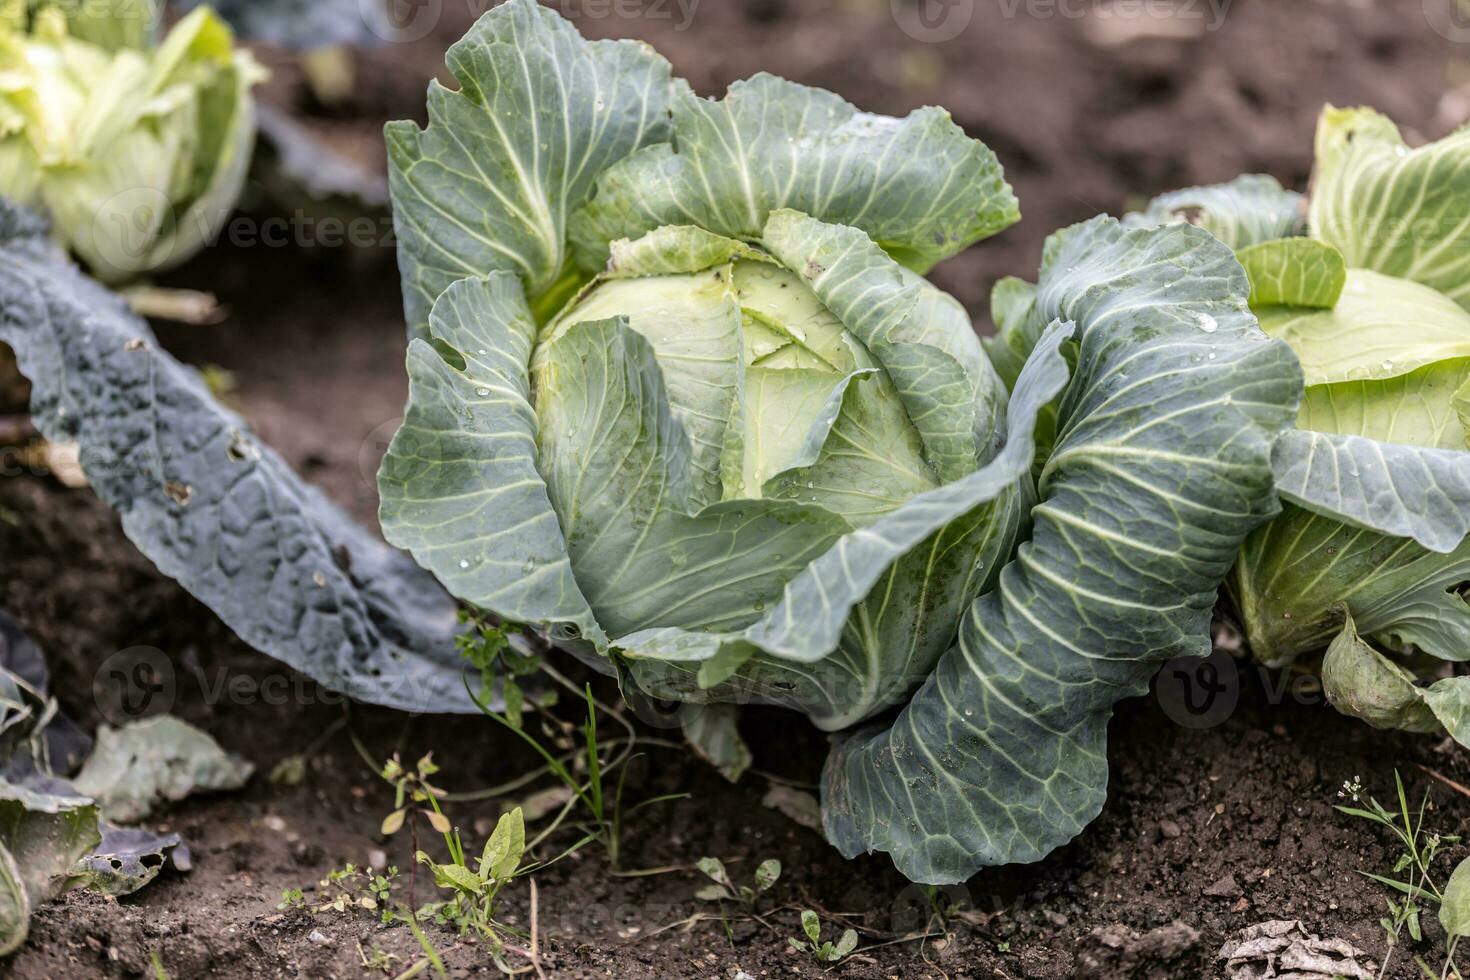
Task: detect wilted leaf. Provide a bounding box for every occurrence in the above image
[72,716,253,823]
[76,824,188,898]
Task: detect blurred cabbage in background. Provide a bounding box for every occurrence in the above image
[0,1,262,281]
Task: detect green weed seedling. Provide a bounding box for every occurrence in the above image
[694,857,780,908]
[1337,772,1467,979]
[789,909,858,964]
[415,807,527,942]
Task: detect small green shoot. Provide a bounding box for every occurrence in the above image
[1336,771,1467,979]
[457,612,545,727]
[788,908,858,964]
[468,662,688,875]
[415,807,527,945]
[694,857,780,907]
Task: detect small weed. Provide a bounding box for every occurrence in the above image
[789,909,858,964]
[298,863,401,921]
[356,942,399,975]
[415,807,527,946]
[457,612,547,727]
[694,856,780,907]
[1337,771,1467,980]
[465,638,687,875]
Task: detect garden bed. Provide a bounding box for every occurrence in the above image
[3,1,1468,976]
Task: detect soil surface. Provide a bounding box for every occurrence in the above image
[4,1,1470,978]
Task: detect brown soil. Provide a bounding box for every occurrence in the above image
[4,1,1470,978]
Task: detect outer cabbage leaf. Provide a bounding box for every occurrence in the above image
[1122,173,1305,249]
[379,273,608,647]
[0,202,474,713]
[568,74,1019,276]
[386,0,675,335]
[1311,106,1470,310]
[0,779,99,956]
[1255,270,1470,388]
[1322,612,1469,746]
[1270,430,1470,553]
[821,218,1301,884]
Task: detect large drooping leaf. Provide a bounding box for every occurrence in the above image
[1322,612,1469,746]
[820,218,1301,884]
[0,202,475,713]
[386,0,675,335]
[1122,173,1305,250]
[1310,106,1470,310]
[569,74,1019,277]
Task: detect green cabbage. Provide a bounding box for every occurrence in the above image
[1128,109,1470,749]
[0,5,261,281]
[377,0,1300,883]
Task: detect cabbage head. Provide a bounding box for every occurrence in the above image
[0,4,262,281]
[1119,108,1470,745]
[378,0,1300,883]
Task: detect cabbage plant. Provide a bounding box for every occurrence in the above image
[0,4,262,281]
[1115,109,1470,745]
[377,0,1300,883]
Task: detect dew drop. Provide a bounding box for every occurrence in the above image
[1381,359,1394,372]
[1196,313,1218,333]
[475,387,490,397]
[753,600,766,611]
[458,560,470,569]
[522,559,537,573]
